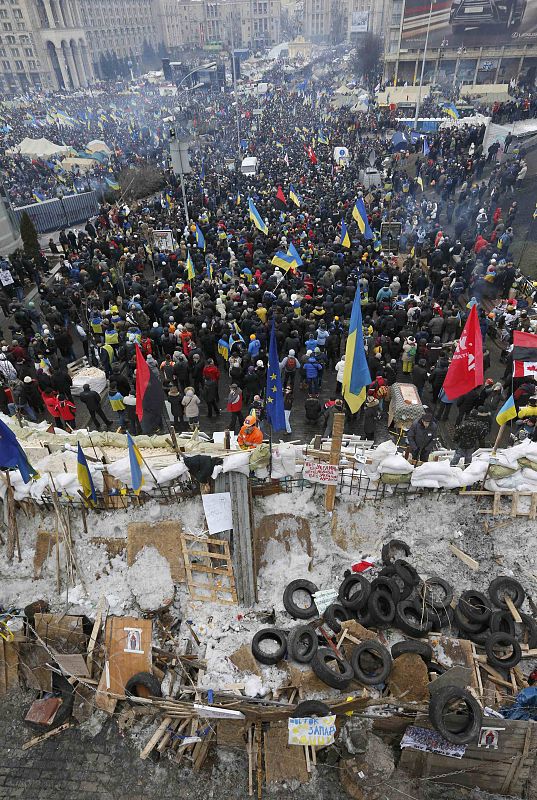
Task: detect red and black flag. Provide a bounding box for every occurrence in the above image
[275,185,287,210]
[513,330,537,378]
[135,345,165,434]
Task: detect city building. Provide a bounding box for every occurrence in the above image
[383,0,537,88]
[302,0,389,43]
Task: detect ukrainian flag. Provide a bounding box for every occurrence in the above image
[443,103,460,119]
[352,197,373,240]
[195,223,205,251]
[289,184,301,207]
[248,198,268,235]
[341,219,351,249]
[205,257,213,280]
[342,289,371,413]
[32,191,45,203]
[105,177,120,191]
[318,129,329,145]
[127,432,144,495]
[271,250,296,272]
[77,443,96,504]
[218,338,229,361]
[236,191,242,206]
[496,395,517,426]
[186,252,195,280]
[165,192,173,207]
[288,242,303,267]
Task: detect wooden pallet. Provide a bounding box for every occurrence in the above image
[180,533,237,605]
[467,490,537,519]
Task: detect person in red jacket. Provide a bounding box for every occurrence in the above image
[42,389,62,428]
[57,393,76,431]
[202,359,220,384]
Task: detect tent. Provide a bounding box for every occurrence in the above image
[16,137,73,158]
[86,139,112,155]
[390,131,409,152]
[61,156,99,173]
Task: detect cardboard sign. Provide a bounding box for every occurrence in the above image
[303,459,339,485]
[312,588,338,615]
[0,269,14,286]
[202,491,233,535]
[288,715,336,746]
[153,229,175,252]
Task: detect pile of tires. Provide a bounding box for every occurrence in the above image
[250,540,536,693]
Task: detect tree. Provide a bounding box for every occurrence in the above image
[20,212,40,261]
[352,33,383,89]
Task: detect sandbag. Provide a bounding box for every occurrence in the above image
[378,453,414,474]
[222,451,251,475]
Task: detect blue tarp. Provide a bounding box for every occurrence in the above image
[501,687,537,720]
[390,131,408,151]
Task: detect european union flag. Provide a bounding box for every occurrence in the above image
[265,319,286,432]
[0,419,36,483]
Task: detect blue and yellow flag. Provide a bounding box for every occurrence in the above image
[218,338,229,361]
[77,443,96,504]
[265,320,286,432]
[195,223,205,251]
[342,289,371,413]
[341,219,351,249]
[271,250,296,272]
[443,103,459,119]
[248,198,268,235]
[496,395,517,426]
[127,432,144,495]
[205,257,213,280]
[186,252,195,280]
[236,191,242,206]
[32,191,45,203]
[289,184,301,207]
[352,197,373,240]
[288,242,303,267]
[0,419,36,483]
[318,129,329,145]
[105,177,120,191]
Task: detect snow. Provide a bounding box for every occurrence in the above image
[127,546,175,611]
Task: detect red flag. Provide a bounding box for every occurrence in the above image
[442,304,483,401]
[275,185,287,206]
[306,145,317,165]
[135,344,150,422]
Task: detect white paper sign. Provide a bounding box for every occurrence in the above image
[202,491,233,535]
[153,229,175,252]
[312,588,338,616]
[303,459,339,485]
[0,269,14,286]
[288,715,336,746]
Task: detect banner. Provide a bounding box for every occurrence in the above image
[303,459,339,485]
[153,229,176,251]
[288,716,337,746]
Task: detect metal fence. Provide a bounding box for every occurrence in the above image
[11,190,100,234]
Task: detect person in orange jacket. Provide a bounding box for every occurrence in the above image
[237,414,263,450]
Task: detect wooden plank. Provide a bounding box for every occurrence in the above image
[102,616,152,697]
[449,544,479,571]
[86,596,106,676]
[22,723,71,750]
[140,716,172,760]
[34,614,87,654]
[505,595,522,624]
[264,720,309,784]
[128,521,186,581]
[325,412,345,511]
[0,638,19,697]
[229,471,256,606]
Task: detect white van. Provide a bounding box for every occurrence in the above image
[241,156,258,176]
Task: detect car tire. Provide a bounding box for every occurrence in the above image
[391,639,433,663]
[459,590,491,624]
[293,700,331,718]
[368,590,396,627]
[323,603,350,634]
[490,610,516,637]
[485,632,522,670]
[351,641,392,685]
[394,559,420,588]
[287,625,318,664]
[427,604,455,632]
[395,599,432,637]
[355,605,373,628]
[283,579,319,620]
[454,605,489,635]
[311,646,354,689]
[251,628,287,666]
[125,671,162,699]
[519,613,537,649]
[381,539,411,565]
[338,574,370,611]
[488,576,525,610]
[420,577,454,611]
[370,577,401,604]
[429,686,482,745]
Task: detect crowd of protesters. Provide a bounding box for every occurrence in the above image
[0,63,536,461]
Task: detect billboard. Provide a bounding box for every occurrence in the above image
[401,0,537,49]
[350,11,370,32]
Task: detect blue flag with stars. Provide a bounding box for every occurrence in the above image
[265,319,286,432]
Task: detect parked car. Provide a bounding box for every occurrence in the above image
[449,0,527,31]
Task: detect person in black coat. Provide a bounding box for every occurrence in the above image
[78,384,111,429]
[363,397,379,440]
[407,413,438,462]
[412,358,428,399]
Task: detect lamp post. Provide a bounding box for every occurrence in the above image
[413,0,435,129]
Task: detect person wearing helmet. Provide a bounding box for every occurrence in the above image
[237,412,263,449]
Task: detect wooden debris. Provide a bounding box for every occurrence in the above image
[22,722,71,750]
[180,532,237,604]
[140,716,172,760]
[505,595,522,624]
[449,544,479,571]
[325,412,345,511]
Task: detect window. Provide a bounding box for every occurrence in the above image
[10,46,18,55]
[1,58,9,68]
[0,47,4,55]
[13,9,22,17]
[14,58,22,69]
[0,10,7,17]
[23,47,31,55]
[28,58,36,68]
[3,22,12,29]
[5,34,14,42]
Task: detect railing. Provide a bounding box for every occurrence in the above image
[10,190,99,233]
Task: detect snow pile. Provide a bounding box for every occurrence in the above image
[127,546,175,611]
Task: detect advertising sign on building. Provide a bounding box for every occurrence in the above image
[401,0,536,49]
[350,10,370,32]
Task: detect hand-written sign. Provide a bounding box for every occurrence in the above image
[303,459,339,485]
[288,715,336,746]
[202,491,233,535]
